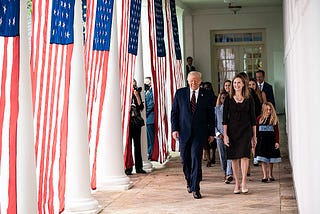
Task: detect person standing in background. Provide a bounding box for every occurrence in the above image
[255,70,276,109]
[249,77,267,166]
[125,79,147,175]
[144,77,155,160]
[201,81,217,167]
[185,56,196,79]
[222,79,232,94]
[215,91,233,184]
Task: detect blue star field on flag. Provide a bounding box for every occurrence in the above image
[128,0,142,56]
[0,0,19,37]
[170,0,181,60]
[50,0,75,45]
[93,0,114,51]
[154,0,166,57]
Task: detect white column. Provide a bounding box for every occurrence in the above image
[63,0,101,213]
[96,0,132,191]
[135,29,153,172]
[16,1,37,213]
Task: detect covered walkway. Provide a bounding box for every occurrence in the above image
[93,115,298,213]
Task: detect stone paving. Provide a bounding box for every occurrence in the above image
[93,115,298,213]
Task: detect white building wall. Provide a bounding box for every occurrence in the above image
[182,7,285,113]
[284,0,320,214]
[284,0,320,213]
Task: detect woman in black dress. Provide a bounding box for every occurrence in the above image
[223,74,257,194]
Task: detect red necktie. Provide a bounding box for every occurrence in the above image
[191,91,196,113]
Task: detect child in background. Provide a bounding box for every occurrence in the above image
[255,102,281,182]
[215,91,233,184]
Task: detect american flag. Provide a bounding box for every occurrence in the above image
[119,0,142,171]
[31,0,75,212]
[148,0,169,162]
[84,0,114,189]
[165,0,183,151]
[0,0,20,213]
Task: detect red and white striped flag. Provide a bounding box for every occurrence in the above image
[148,0,169,162]
[84,0,114,189]
[165,0,184,151]
[31,0,76,212]
[119,0,143,171]
[0,1,20,213]
[1,0,37,213]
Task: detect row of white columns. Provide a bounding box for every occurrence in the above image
[17,0,153,213]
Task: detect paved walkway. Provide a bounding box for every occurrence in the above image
[93,115,298,213]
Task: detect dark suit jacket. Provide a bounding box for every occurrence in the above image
[186,65,196,75]
[171,87,214,145]
[145,88,154,125]
[262,82,276,108]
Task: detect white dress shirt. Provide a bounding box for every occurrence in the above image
[190,88,199,102]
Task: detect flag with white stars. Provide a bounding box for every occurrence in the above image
[154,0,166,57]
[128,0,142,55]
[120,0,142,173]
[0,0,20,213]
[169,0,181,60]
[147,0,169,163]
[0,0,19,37]
[165,0,184,152]
[85,0,115,189]
[31,0,78,212]
[92,0,114,51]
[50,0,75,44]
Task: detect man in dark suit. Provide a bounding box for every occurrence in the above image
[186,56,196,78]
[171,71,215,199]
[255,70,276,108]
[144,77,155,160]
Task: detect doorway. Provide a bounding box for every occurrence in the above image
[211,29,266,93]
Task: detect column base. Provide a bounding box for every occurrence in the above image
[97,174,133,191]
[63,197,102,214]
[143,160,154,172]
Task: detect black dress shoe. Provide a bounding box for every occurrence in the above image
[136,169,146,174]
[261,178,268,183]
[187,185,192,193]
[193,191,202,199]
[125,170,132,175]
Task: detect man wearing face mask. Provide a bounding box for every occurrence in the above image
[144,77,155,160]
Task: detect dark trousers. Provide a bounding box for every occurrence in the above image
[146,123,155,159]
[180,137,203,192]
[129,125,143,172]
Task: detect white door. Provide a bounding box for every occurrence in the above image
[211,30,265,93]
[214,45,264,92]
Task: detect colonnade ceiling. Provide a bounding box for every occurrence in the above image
[178,0,282,11]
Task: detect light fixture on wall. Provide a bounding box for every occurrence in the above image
[223,0,240,2]
[228,3,242,14]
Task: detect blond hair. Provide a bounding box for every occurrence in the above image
[259,102,278,125]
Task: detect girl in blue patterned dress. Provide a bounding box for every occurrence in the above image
[256,102,281,182]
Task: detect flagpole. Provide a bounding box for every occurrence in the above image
[136,27,153,172]
[95,0,132,190]
[16,1,37,213]
[64,0,101,213]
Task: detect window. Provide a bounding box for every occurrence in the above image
[211,29,266,92]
